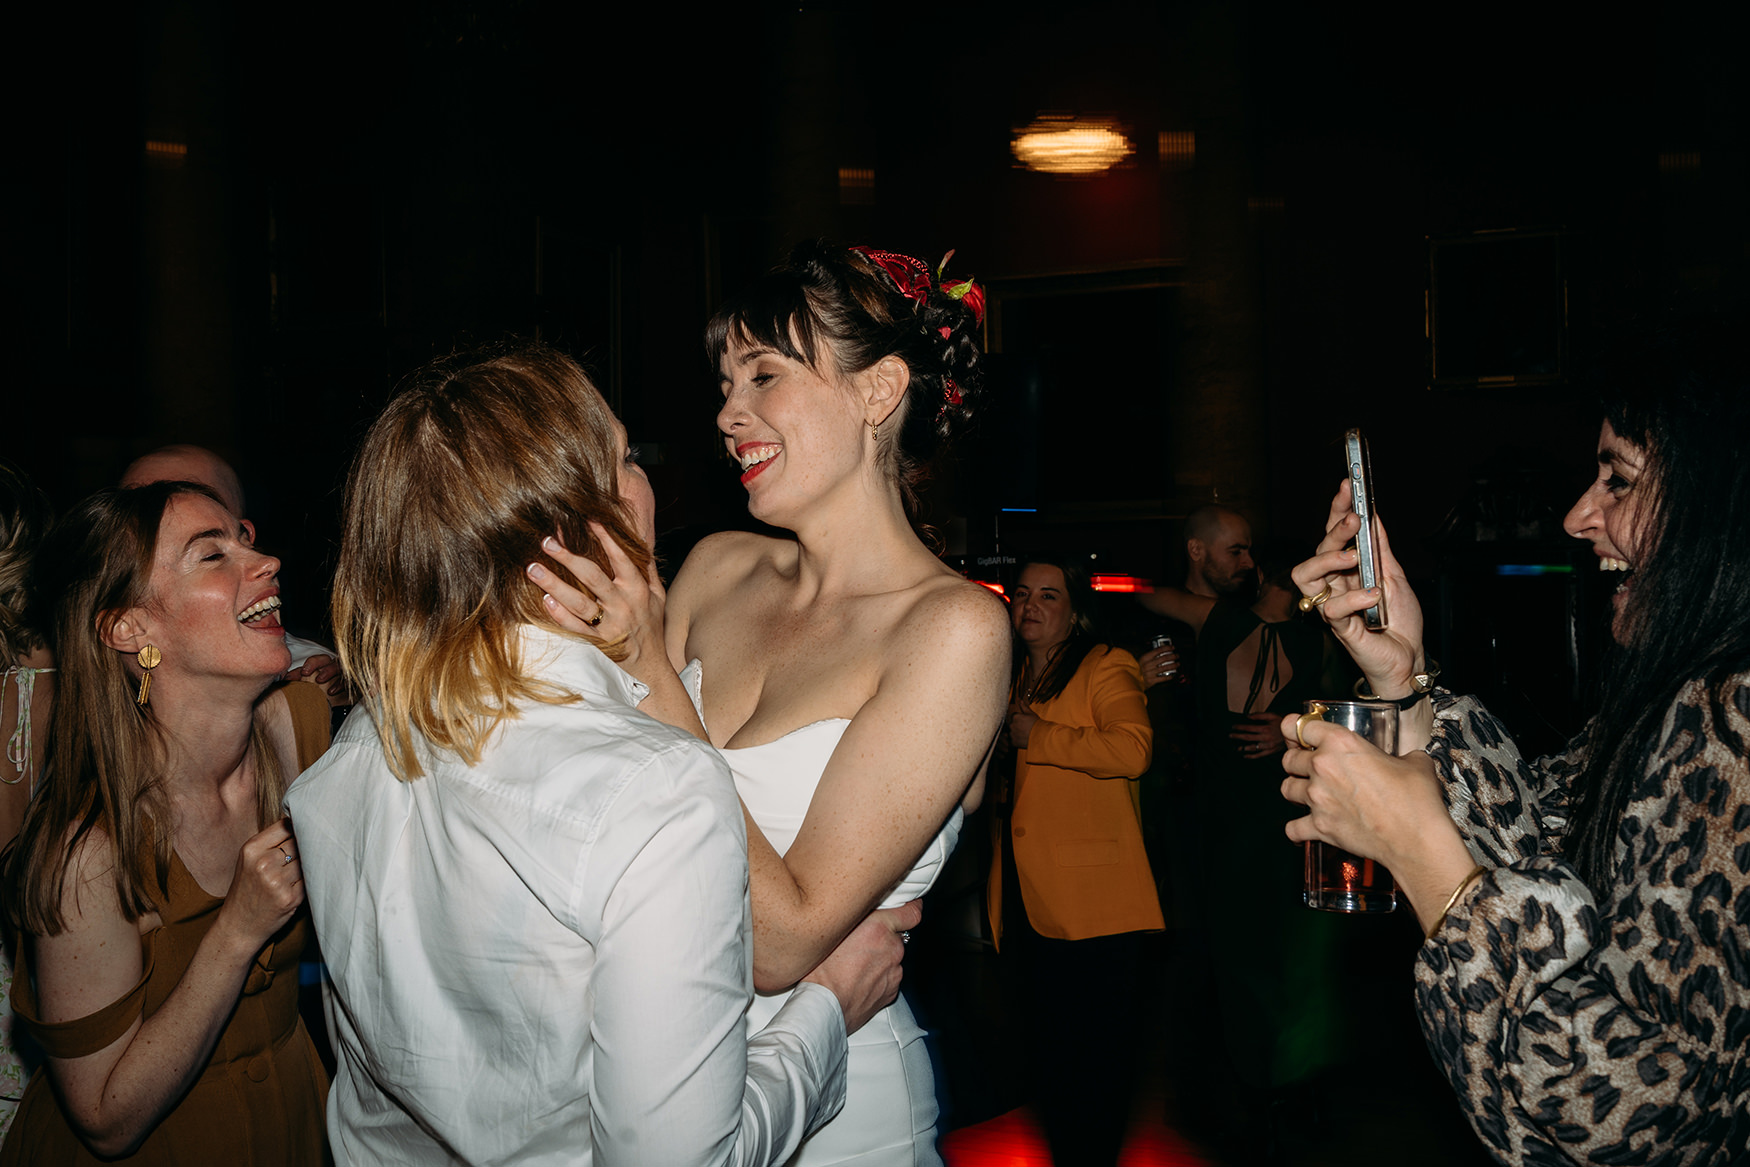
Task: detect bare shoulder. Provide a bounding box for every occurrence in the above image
[906,572,1010,633]
[887,573,1012,678]
[674,531,788,592]
[35,822,151,1023]
[56,822,127,930]
[670,530,792,621]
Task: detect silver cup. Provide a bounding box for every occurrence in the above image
[1301,699,1399,913]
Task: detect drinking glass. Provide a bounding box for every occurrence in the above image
[1301,699,1399,913]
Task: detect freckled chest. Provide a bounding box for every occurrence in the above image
[687,572,906,748]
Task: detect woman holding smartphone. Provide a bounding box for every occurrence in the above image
[1282,320,1750,1164]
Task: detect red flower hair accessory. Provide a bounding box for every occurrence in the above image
[935,379,965,425]
[849,245,933,310]
[935,248,985,327]
[941,279,985,327]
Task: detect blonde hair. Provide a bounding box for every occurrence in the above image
[0,458,51,661]
[6,482,285,934]
[333,346,653,781]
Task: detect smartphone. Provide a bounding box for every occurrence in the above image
[1344,428,1389,630]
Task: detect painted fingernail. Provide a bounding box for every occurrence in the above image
[527,563,547,579]
[543,593,557,608]
[543,536,560,553]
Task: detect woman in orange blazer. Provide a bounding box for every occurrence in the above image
[990,554,1162,1167]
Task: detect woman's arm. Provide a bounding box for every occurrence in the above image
[1300,678,1750,1163]
[1413,839,1749,1167]
[1422,694,1588,859]
[33,821,304,1157]
[1412,677,1750,1164]
[743,584,1011,991]
[587,747,855,1165]
[1013,648,1152,779]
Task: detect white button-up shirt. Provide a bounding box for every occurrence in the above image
[287,627,847,1165]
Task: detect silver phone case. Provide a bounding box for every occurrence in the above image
[1344,428,1389,630]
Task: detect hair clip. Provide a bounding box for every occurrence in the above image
[849,245,933,309]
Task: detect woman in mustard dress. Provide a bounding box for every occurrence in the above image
[0,481,328,1165]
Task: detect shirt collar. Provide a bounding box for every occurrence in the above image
[514,624,650,710]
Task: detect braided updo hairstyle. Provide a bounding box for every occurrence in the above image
[705,239,985,512]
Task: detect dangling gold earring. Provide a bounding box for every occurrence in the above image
[869,418,881,442]
[135,645,162,707]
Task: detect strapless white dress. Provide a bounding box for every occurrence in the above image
[682,662,957,1166]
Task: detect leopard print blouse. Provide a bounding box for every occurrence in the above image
[1416,675,1750,1165]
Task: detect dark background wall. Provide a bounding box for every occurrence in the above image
[7,0,1743,744]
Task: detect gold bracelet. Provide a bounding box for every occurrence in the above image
[1353,658,1442,710]
[1425,863,1488,941]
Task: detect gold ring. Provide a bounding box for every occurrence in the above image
[1297,583,1333,612]
[587,603,604,629]
[1295,702,1327,750]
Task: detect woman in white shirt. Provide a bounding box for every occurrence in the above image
[287,346,911,1166]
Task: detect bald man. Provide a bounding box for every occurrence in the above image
[1181,505,1257,600]
[121,445,351,706]
[121,444,247,518]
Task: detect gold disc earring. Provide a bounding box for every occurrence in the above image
[136,645,162,707]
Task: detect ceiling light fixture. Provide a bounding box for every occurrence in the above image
[1012,115,1134,175]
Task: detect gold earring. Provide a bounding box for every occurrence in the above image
[869,418,881,442]
[135,645,162,707]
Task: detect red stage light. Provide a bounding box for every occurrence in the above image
[1090,574,1153,594]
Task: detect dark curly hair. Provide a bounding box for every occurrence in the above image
[705,239,985,512]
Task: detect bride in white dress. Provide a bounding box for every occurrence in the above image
[537,241,1010,1164]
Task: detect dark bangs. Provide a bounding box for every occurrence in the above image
[705,272,829,375]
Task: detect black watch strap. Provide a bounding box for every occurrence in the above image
[1352,659,1441,710]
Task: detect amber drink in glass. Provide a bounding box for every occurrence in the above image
[1301,699,1399,913]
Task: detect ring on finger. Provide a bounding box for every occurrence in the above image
[277,844,294,866]
[1294,704,1327,750]
[900,931,911,945]
[587,601,605,629]
[1298,583,1333,612]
